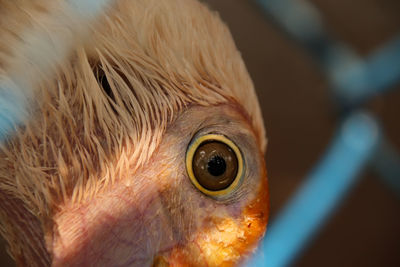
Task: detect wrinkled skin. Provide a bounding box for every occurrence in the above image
[0,0,269,266]
[52,106,269,266]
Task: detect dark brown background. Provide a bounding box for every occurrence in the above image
[201,0,400,266]
[1,0,400,266]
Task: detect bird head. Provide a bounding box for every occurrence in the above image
[0,0,268,266]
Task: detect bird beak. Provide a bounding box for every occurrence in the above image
[153,167,269,267]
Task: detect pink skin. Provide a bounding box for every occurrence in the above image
[50,105,265,266]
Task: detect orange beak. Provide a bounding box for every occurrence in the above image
[159,166,269,267]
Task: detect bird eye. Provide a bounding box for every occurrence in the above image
[186,134,244,197]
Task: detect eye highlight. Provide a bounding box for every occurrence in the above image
[186,134,244,197]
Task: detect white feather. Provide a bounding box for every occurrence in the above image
[0,0,114,139]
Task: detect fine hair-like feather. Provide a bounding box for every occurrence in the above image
[0,0,114,138]
[0,0,266,265]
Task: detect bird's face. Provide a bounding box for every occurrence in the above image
[51,105,268,266]
[0,0,268,266]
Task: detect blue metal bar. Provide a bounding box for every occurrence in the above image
[253,1,400,266]
[331,36,400,105]
[256,0,400,106]
[371,139,400,196]
[248,112,381,267]
[255,0,354,67]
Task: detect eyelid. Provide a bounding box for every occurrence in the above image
[185,134,244,198]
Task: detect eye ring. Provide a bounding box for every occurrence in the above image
[186,134,244,197]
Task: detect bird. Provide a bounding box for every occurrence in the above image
[0,0,269,266]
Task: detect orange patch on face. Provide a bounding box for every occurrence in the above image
[165,165,269,267]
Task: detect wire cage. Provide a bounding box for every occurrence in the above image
[247,0,400,266]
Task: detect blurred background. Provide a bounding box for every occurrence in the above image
[1,0,399,266]
[200,0,400,266]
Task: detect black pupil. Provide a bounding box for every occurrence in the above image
[207,156,226,176]
[191,140,238,191]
